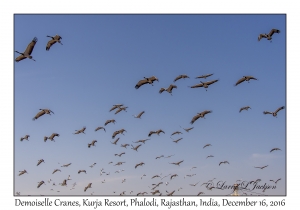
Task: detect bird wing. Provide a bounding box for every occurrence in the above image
[159,88,165,94]
[263,111,273,115]
[246,76,257,80]
[109,106,119,112]
[167,84,177,92]
[174,75,182,82]
[112,131,119,138]
[190,114,201,124]
[135,79,149,89]
[46,39,56,51]
[33,110,46,120]
[137,111,145,118]
[200,110,212,116]
[258,34,267,41]
[25,37,37,55]
[274,106,284,114]
[15,54,26,62]
[148,131,155,137]
[268,29,280,37]
[235,77,246,86]
[115,108,122,114]
[190,83,204,88]
[206,79,218,85]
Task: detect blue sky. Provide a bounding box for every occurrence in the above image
[13,14,287,196]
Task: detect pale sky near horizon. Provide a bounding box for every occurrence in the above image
[1,1,299,209]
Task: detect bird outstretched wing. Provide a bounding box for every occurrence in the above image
[274,106,284,114]
[235,77,246,86]
[258,34,267,41]
[25,37,38,55]
[206,79,218,85]
[268,29,280,37]
[190,114,201,124]
[135,79,149,89]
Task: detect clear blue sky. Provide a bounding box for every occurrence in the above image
[14,14,286,196]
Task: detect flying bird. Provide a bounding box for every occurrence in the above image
[135,76,159,89]
[135,162,145,169]
[111,138,120,145]
[206,155,214,159]
[258,29,280,42]
[46,34,63,51]
[15,37,38,62]
[114,162,125,166]
[95,126,106,132]
[78,170,87,174]
[105,119,116,126]
[37,181,45,188]
[148,129,165,137]
[254,165,268,169]
[189,79,219,91]
[45,133,60,142]
[219,161,229,166]
[155,155,164,159]
[165,154,175,158]
[52,169,61,174]
[151,174,161,179]
[112,129,126,139]
[121,143,130,148]
[114,152,125,157]
[263,106,285,117]
[190,110,212,124]
[270,148,281,153]
[89,163,96,168]
[60,179,68,186]
[239,106,251,113]
[180,126,194,132]
[195,73,214,79]
[115,106,128,114]
[61,163,72,167]
[84,183,92,192]
[167,190,176,196]
[20,135,30,141]
[109,104,124,112]
[235,76,257,86]
[174,74,189,82]
[171,131,182,136]
[203,144,212,149]
[133,111,145,119]
[131,144,142,152]
[74,126,86,134]
[159,84,177,95]
[190,181,200,187]
[32,109,54,120]
[170,174,178,180]
[151,190,160,195]
[133,139,150,144]
[169,160,184,166]
[37,159,45,166]
[172,137,183,143]
[88,140,97,148]
[18,170,28,176]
